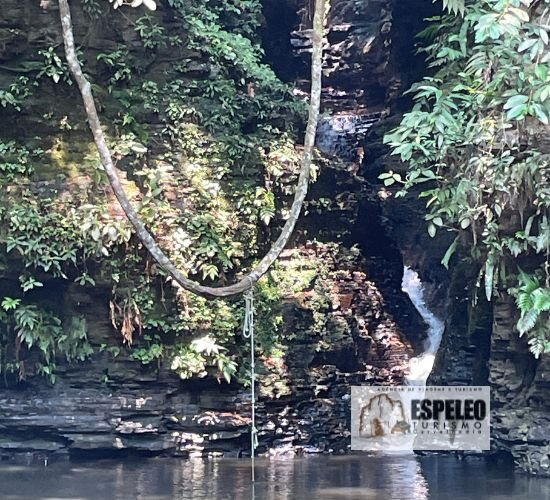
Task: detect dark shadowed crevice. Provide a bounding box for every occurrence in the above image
[260,0,302,82]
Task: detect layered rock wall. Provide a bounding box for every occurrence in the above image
[0,161,425,459]
[0,0,433,460]
[355,0,550,478]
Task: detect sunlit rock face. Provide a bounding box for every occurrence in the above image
[290,0,393,112]
[284,0,400,161]
[316,113,380,161]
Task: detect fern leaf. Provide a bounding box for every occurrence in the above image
[527,336,545,359]
[532,289,550,312]
[518,268,540,293]
[516,291,534,313]
[442,0,465,16]
[517,309,539,335]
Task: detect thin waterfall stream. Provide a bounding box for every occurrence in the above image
[314,110,446,387]
[401,266,445,386]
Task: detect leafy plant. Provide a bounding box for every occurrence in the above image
[38,47,71,84]
[0,77,36,110]
[0,0,305,383]
[383,0,550,356]
[510,271,550,357]
[0,303,93,383]
[82,0,104,19]
[135,15,166,49]
[171,335,237,382]
[97,47,133,90]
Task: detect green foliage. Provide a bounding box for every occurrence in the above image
[0,142,37,181]
[0,300,92,383]
[97,47,134,90]
[131,340,163,364]
[2,193,128,280]
[0,77,36,111]
[135,15,166,49]
[38,47,71,84]
[82,0,105,19]
[0,0,304,383]
[171,335,237,383]
[511,271,550,357]
[384,0,550,356]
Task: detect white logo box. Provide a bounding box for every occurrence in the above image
[351,386,491,451]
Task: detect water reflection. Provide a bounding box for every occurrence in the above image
[0,455,548,499]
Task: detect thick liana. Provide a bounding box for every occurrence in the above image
[57,0,325,298]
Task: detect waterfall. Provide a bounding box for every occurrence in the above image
[316,112,380,161]
[401,266,445,386]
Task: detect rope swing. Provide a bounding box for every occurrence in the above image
[242,289,257,481]
[58,0,326,485]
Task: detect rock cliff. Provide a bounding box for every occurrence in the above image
[2,0,548,476]
[0,0,425,460]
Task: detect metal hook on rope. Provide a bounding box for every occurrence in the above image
[242,289,257,482]
[243,289,254,339]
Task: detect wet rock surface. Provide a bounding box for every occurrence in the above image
[488,297,550,476]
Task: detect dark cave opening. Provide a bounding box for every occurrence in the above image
[260,0,303,83]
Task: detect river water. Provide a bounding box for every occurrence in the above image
[0,455,549,500]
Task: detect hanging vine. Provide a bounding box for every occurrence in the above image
[58,0,326,298]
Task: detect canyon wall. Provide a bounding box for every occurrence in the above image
[354,0,550,478]
[1,0,548,476]
[0,0,424,460]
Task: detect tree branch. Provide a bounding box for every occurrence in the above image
[58,0,325,298]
